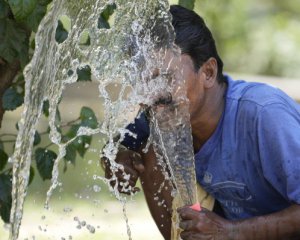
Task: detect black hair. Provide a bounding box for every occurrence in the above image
[170,5,225,83]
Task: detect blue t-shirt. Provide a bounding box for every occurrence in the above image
[122,76,300,220]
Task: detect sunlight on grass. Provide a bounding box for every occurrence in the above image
[0,195,163,240]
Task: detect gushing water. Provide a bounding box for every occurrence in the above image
[8,0,198,239]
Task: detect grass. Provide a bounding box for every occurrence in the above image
[1,195,162,240]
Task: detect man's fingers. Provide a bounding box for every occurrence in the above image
[105,164,139,181]
[180,231,211,240]
[178,206,203,220]
[132,161,145,173]
[131,153,145,173]
[118,185,141,195]
[179,220,195,231]
[102,149,144,195]
[119,165,139,181]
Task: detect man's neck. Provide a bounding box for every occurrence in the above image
[191,82,227,152]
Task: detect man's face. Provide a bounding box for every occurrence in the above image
[150,50,206,124]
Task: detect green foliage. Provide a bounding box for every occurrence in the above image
[63,107,97,163]
[8,0,50,31]
[73,135,92,158]
[0,173,12,223]
[42,100,50,117]
[64,142,77,164]
[80,106,98,129]
[178,0,195,10]
[35,148,57,180]
[0,149,8,171]
[0,18,29,66]
[55,20,68,44]
[8,0,38,21]
[0,0,52,67]
[33,131,41,146]
[77,65,91,82]
[98,3,116,29]
[194,0,300,77]
[21,1,48,32]
[2,87,24,111]
[29,166,35,185]
[0,1,10,19]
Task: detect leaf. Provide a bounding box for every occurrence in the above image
[65,124,80,139]
[0,149,8,171]
[55,20,68,44]
[72,135,91,158]
[64,124,91,158]
[0,0,10,19]
[77,65,91,82]
[54,107,62,133]
[28,166,34,185]
[2,87,24,111]
[178,0,195,10]
[101,3,116,20]
[64,143,77,164]
[80,107,97,129]
[98,3,116,29]
[98,16,110,29]
[42,100,49,117]
[8,0,38,21]
[33,131,41,146]
[0,173,12,223]
[0,141,3,150]
[38,0,52,6]
[23,2,48,32]
[0,19,29,64]
[35,148,57,180]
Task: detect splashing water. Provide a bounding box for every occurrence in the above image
[8,0,198,239]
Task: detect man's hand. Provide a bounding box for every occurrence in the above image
[101,147,145,194]
[178,206,233,240]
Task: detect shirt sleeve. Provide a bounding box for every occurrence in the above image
[121,111,150,151]
[257,102,300,204]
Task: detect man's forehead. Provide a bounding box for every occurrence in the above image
[157,49,183,72]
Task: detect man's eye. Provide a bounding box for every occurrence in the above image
[154,93,172,105]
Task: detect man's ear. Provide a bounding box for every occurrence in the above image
[200,57,218,89]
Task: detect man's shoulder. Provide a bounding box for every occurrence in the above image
[226,76,295,107]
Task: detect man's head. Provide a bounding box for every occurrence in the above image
[170,5,225,83]
[147,6,227,127]
[132,4,226,122]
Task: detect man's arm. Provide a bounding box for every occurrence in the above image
[233,204,300,239]
[138,144,173,240]
[178,204,300,240]
[101,142,174,240]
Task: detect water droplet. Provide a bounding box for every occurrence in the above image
[64,207,72,213]
[93,185,101,192]
[87,224,95,234]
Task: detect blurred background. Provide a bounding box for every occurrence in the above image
[193,0,300,78]
[0,0,299,239]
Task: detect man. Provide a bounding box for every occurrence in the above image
[102,5,300,240]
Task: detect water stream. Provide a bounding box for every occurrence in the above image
[8,0,197,239]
